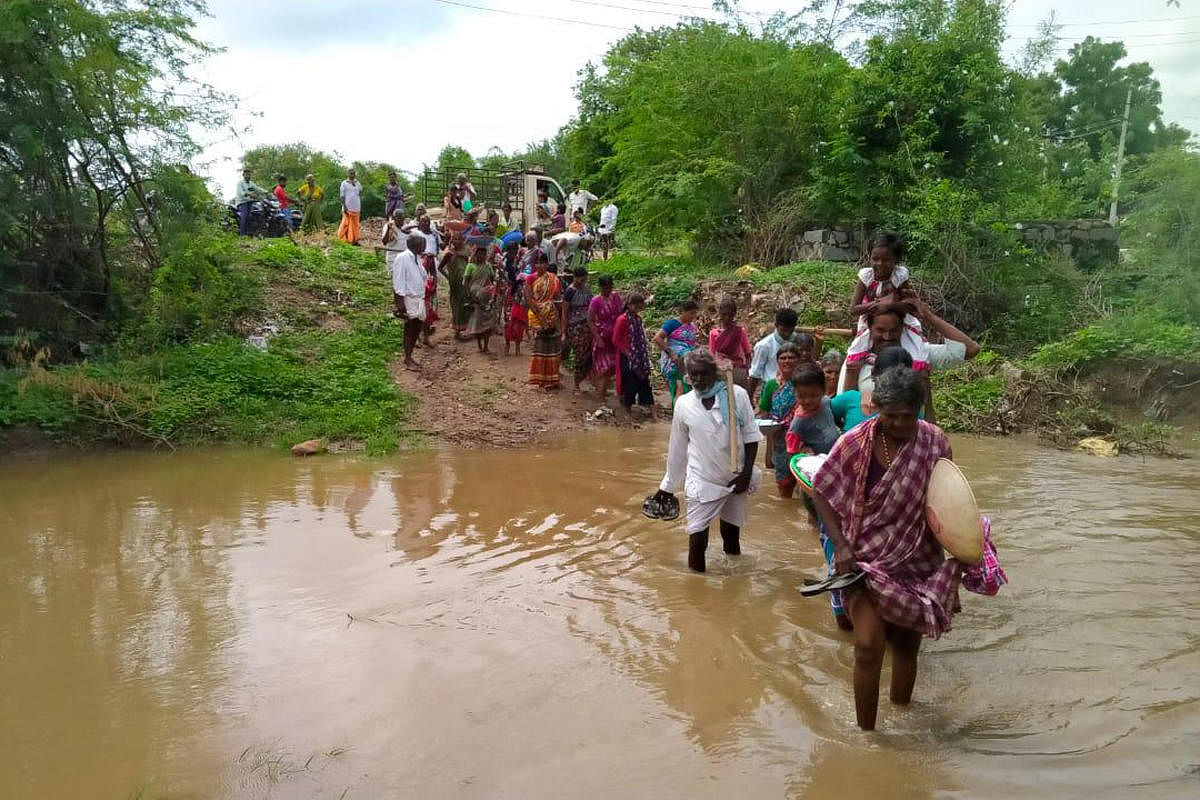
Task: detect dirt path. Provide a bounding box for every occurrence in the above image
[389,329,661,449]
[362,218,664,449]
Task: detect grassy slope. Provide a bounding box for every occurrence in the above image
[1,238,415,454]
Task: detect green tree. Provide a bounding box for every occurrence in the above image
[0,0,227,356]
[239,142,345,198]
[566,21,849,258]
[1119,148,1200,322]
[1048,37,1189,159]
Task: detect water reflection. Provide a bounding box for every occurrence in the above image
[0,435,1197,798]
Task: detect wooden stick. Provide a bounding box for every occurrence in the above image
[796,325,854,337]
[726,368,738,472]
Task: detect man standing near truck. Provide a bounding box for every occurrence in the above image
[567,179,598,217]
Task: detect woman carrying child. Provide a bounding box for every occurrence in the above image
[654,300,701,404]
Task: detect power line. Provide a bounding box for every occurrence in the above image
[1051,28,1200,40]
[428,0,633,31]
[1051,36,1200,51]
[612,0,717,10]
[1010,14,1200,28]
[563,0,718,19]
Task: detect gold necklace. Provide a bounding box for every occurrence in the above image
[879,430,893,466]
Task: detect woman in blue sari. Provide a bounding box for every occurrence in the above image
[653,300,700,403]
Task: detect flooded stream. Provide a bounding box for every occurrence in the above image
[1,432,1197,798]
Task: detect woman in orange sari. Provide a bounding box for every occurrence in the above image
[527,250,564,388]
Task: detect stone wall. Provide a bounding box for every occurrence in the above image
[1012,219,1117,268]
[792,227,861,262]
[791,219,1118,267]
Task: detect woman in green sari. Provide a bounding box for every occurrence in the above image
[297,174,324,233]
[464,245,499,353]
[438,230,471,337]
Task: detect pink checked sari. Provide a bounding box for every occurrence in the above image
[812,417,963,638]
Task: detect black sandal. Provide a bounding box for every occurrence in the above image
[799,570,866,597]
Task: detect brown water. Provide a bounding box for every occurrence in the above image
[1,433,1197,799]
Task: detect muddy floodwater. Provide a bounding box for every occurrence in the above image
[1,432,1197,799]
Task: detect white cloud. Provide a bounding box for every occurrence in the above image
[193,0,1199,199]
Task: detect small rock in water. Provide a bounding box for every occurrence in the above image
[1076,437,1117,458]
[291,439,325,457]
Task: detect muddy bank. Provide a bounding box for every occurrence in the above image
[389,333,660,449]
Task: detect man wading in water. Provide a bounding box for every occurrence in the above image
[653,349,762,572]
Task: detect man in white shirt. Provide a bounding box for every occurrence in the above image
[747,307,800,403]
[653,349,762,573]
[233,167,264,236]
[338,168,362,245]
[855,298,980,394]
[567,179,598,216]
[598,200,618,259]
[393,234,428,370]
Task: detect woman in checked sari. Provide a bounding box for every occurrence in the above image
[811,366,965,731]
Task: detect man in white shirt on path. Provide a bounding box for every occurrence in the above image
[393,234,427,371]
[748,307,800,403]
[598,200,618,260]
[654,349,762,573]
[567,179,598,216]
[338,168,363,245]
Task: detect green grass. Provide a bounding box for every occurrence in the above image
[1032,311,1200,370]
[3,237,414,454]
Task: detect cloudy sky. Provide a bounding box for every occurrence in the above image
[193,0,1200,199]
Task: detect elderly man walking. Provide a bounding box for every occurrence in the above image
[653,349,762,573]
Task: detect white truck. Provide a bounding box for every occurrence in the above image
[420,161,567,232]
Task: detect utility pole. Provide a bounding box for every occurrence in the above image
[1109,87,1132,225]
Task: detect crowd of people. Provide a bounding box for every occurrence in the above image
[650,231,1001,732]
[241,158,1002,734]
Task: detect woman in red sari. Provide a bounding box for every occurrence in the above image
[587,273,622,403]
[811,366,964,731]
[527,250,564,388]
[707,295,752,390]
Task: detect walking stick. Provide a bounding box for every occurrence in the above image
[726,368,738,472]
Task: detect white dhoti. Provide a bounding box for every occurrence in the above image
[403,295,425,321]
[683,468,762,534]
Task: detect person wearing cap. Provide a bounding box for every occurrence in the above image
[567,179,598,216]
[652,349,762,573]
[233,167,264,236]
[296,174,324,233]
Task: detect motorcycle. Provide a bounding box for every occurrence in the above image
[227,195,299,237]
